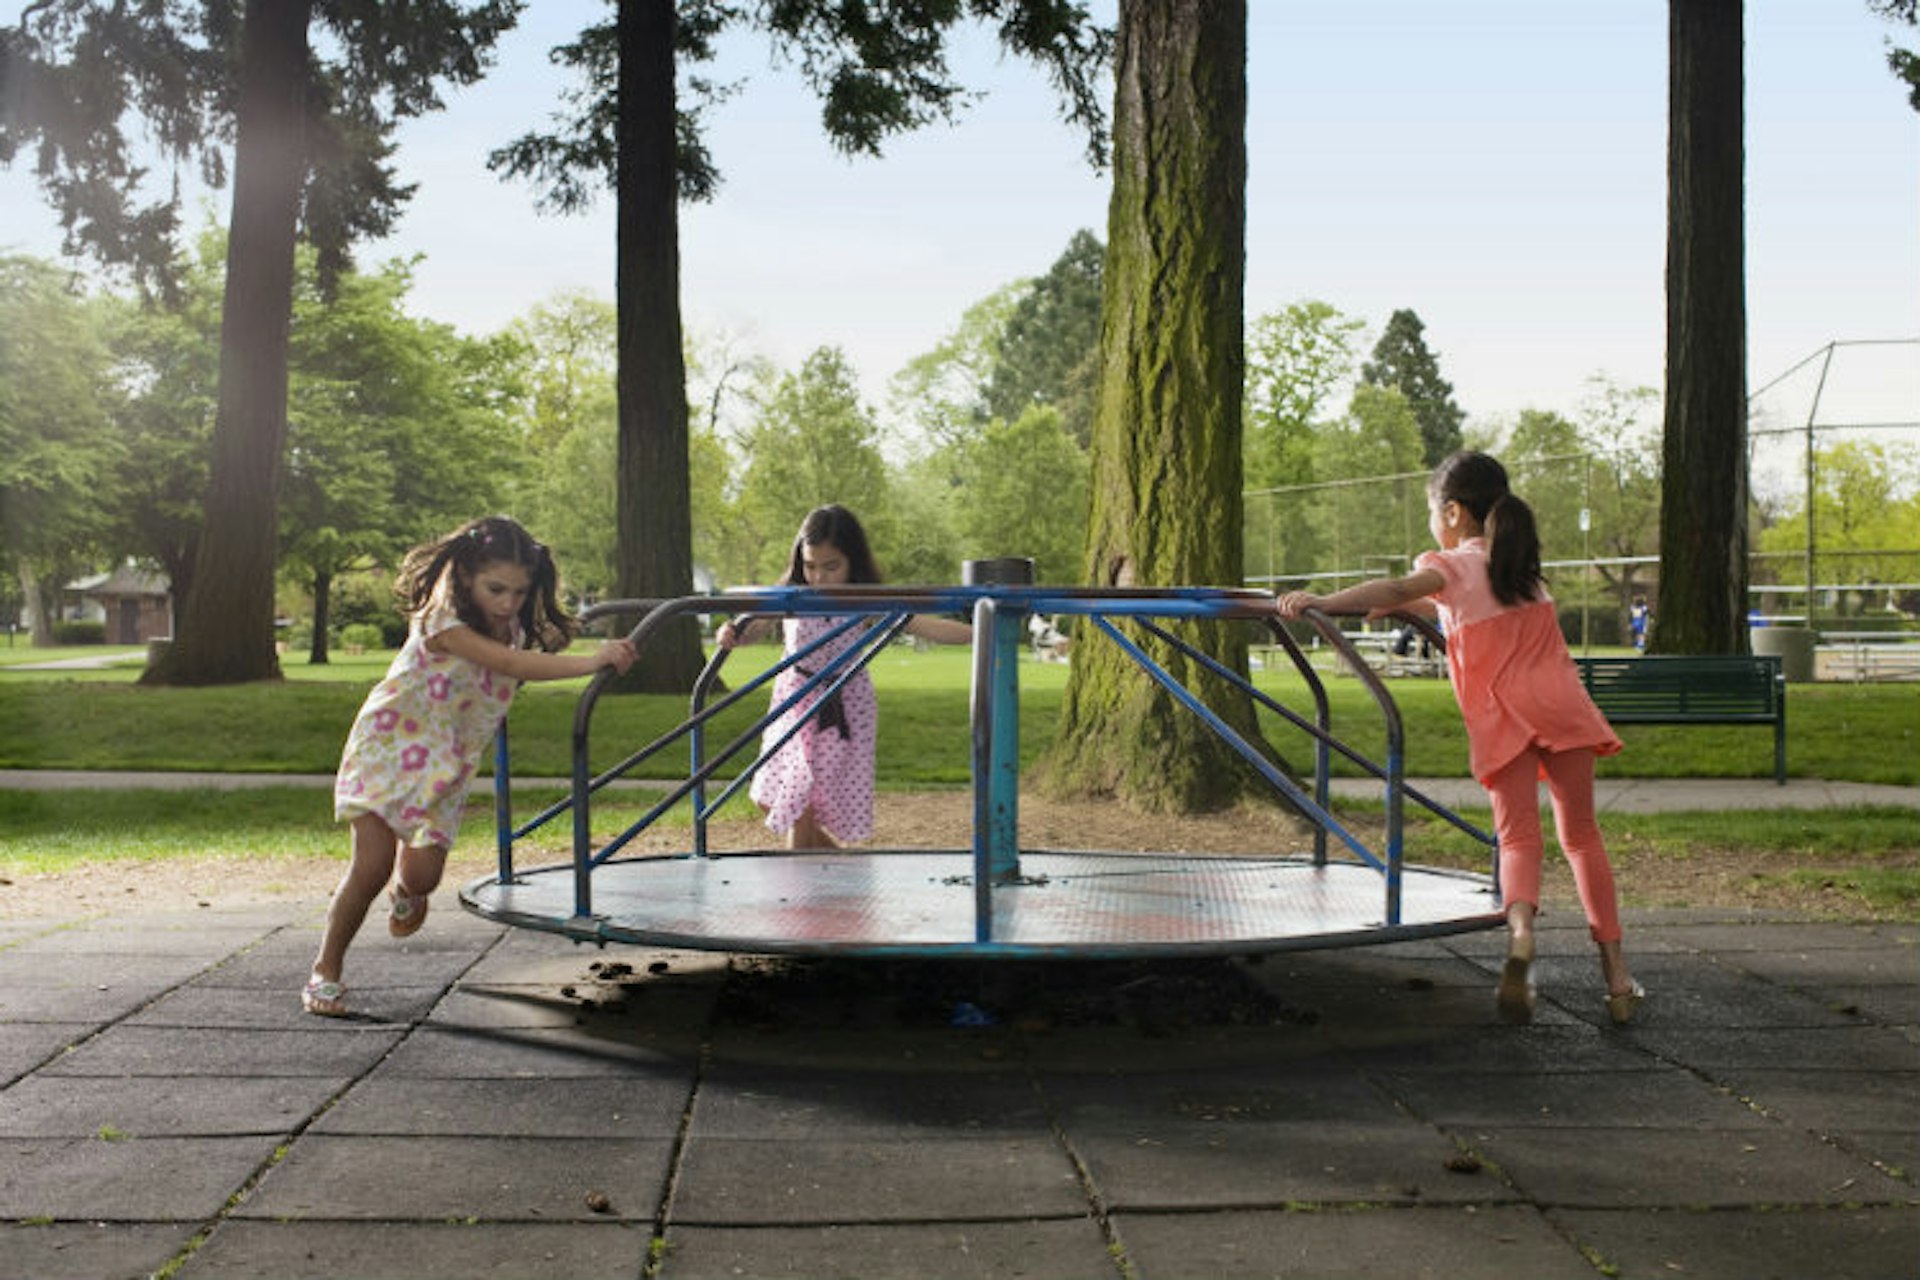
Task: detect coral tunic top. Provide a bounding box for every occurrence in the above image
[1415,538,1622,785]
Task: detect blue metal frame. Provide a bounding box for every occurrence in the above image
[478,584,1498,948]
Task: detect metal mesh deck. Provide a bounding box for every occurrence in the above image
[461,849,1503,958]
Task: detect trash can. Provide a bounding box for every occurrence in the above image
[1751,625,1815,682]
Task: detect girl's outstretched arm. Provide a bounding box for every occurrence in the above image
[1274,568,1444,621]
[904,615,973,645]
[431,626,637,682]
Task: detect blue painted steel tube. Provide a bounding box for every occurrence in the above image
[494,726,513,884]
[968,597,996,940]
[986,598,1022,881]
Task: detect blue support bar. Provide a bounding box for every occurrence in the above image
[986,598,1022,881]
[968,597,995,941]
[494,725,513,884]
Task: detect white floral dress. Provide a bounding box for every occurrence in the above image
[333,602,520,848]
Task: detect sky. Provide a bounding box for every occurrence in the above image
[4,1,1917,439]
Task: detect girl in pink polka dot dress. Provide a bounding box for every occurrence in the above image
[305,516,637,1017]
[1276,453,1644,1028]
[718,505,972,850]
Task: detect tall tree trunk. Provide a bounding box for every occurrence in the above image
[309,567,332,665]
[21,565,56,647]
[1654,0,1748,655]
[610,0,702,691]
[156,536,197,637]
[1040,0,1254,813]
[144,0,311,685]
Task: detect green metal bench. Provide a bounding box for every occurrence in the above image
[1573,654,1787,784]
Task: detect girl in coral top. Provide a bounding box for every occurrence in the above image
[1276,451,1644,1026]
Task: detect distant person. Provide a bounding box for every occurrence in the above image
[1275,451,1644,1026]
[717,505,971,850]
[305,516,637,1017]
[1028,611,1070,661]
[1630,596,1650,650]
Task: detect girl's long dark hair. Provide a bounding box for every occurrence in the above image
[779,504,883,586]
[395,515,577,652]
[1429,451,1544,606]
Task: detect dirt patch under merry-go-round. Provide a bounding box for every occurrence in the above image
[2,789,1904,922]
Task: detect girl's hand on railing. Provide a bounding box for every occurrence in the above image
[1274,592,1325,620]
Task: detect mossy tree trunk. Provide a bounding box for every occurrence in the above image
[1040,0,1255,813]
[1653,0,1749,655]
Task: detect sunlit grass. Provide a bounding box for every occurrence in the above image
[0,785,763,876]
[3,639,1915,786]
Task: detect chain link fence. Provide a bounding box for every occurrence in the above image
[1246,340,1920,659]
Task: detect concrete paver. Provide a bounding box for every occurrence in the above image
[0,892,1914,1278]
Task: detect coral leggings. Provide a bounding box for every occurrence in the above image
[1483,746,1623,943]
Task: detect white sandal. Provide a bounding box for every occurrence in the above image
[302,976,348,1017]
[388,885,430,938]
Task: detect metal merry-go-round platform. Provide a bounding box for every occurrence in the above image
[461,569,1505,959]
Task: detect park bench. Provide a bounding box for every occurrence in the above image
[1573,654,1787,784]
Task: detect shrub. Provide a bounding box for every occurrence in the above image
[337,623,384,652]
[53,620,107,645]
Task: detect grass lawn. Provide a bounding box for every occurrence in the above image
[3,642,1915,786]
[2,641,1914,918]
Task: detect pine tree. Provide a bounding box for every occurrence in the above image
[1360,309,1465,467]
[985,229,1105,446]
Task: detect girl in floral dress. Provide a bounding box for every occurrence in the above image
[305,516,636,1016]
[1275,453,1644,1026]
[717,505,971,850]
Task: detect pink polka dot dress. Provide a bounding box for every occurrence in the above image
[333,602,521,849]
[749,614,879,843]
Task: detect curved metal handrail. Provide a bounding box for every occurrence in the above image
[486,585,1495,931]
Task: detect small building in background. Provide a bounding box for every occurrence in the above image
[65,563,174,643]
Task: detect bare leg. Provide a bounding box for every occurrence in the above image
[394,843,449,898]
[312,814,399,986]
[786,808,839,851]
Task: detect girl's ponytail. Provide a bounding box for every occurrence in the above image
[1430,451,1545,606]
[1484,492,1544,607]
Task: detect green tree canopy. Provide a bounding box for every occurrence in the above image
[1243,299,1366,490]
[1757,439,1920,606]
[1868,0,1920,110]
[954,405,1089,583]
[735,347,893,581]
[281,253,510,662]
[889,281,1028,454]
[0,254,120,642]
[4,0,522,685]
[488,0,1112,690]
